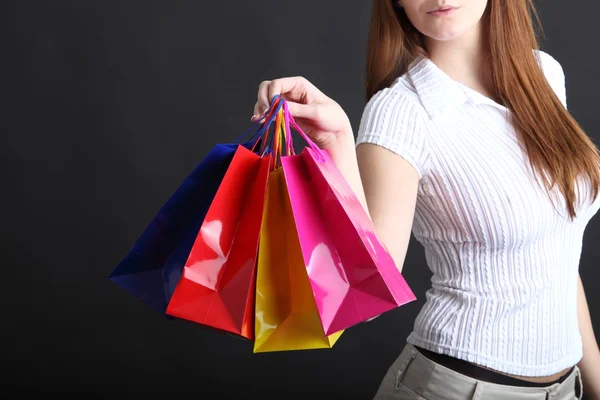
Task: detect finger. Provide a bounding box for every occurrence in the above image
[251,101,266,122]
[258,80,271,111]
[253,102,311,124]
[253,101,315,124]
[252,99,280,123]
[252,81,271,119]
[252,101,265,119]
[267,76,323,107]
[286,101,317,120]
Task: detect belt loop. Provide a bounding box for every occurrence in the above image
[576,367,583,400]
[395,352,417,389]
[471,381,481,400]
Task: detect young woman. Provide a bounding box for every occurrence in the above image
[251,0,600,398]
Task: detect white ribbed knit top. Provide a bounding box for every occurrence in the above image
[355,49,600,376]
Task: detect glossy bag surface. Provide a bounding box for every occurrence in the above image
[166,145,270,339]
[281,103,416,336]
[253,168,343,353]
[109,142,246,313]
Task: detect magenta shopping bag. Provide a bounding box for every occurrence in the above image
[280,101,416,336]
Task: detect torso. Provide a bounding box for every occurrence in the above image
[356,50,598,380]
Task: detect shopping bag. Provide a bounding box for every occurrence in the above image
[165,98,285,339]
[253,168,343,353]
[109,142,247,313]
[165,145,271,339]
[253,104,343,353]
[280,100,416,335]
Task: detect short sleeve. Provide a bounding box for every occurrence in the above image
[536,49,567,109]
[356,88,432,179]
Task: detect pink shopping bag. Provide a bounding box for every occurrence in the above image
[280,100,416,336]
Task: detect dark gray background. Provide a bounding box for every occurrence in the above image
[2,1,598,398]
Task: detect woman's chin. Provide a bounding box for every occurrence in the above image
[424,27,470,42]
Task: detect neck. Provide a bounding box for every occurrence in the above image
[423,20,494,96]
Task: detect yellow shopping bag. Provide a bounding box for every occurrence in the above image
[253,167,343,353]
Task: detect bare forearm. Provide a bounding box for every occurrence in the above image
[577,274,600,399]
[322,128,371,219]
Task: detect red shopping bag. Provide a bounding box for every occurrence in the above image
[166,145,271,339]
[280,100,416,335]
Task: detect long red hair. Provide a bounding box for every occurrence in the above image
[365,0,600,220]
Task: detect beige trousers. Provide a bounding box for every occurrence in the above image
[373,342,583,400]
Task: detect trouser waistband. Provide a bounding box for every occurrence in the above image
[413,345,574,387]
[398,343,582,400]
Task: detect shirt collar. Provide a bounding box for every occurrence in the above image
[407,55,507,121]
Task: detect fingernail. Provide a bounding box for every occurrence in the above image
[251,114,257,121]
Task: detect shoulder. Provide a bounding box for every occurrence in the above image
[534,49,566,83]
[534,49,567,106]
[363,76,429,123]
[357,76,434,179]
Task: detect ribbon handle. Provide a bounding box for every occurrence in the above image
[282,100,325,162]
[251,95,284,155]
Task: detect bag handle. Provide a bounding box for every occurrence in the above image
[251,95,289,170]
[282,100,326,162]
[235,95,284,145]
[272,108,284,169]
[271,104,296,169]
[233,120,263,145]
[251,95,284,154]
